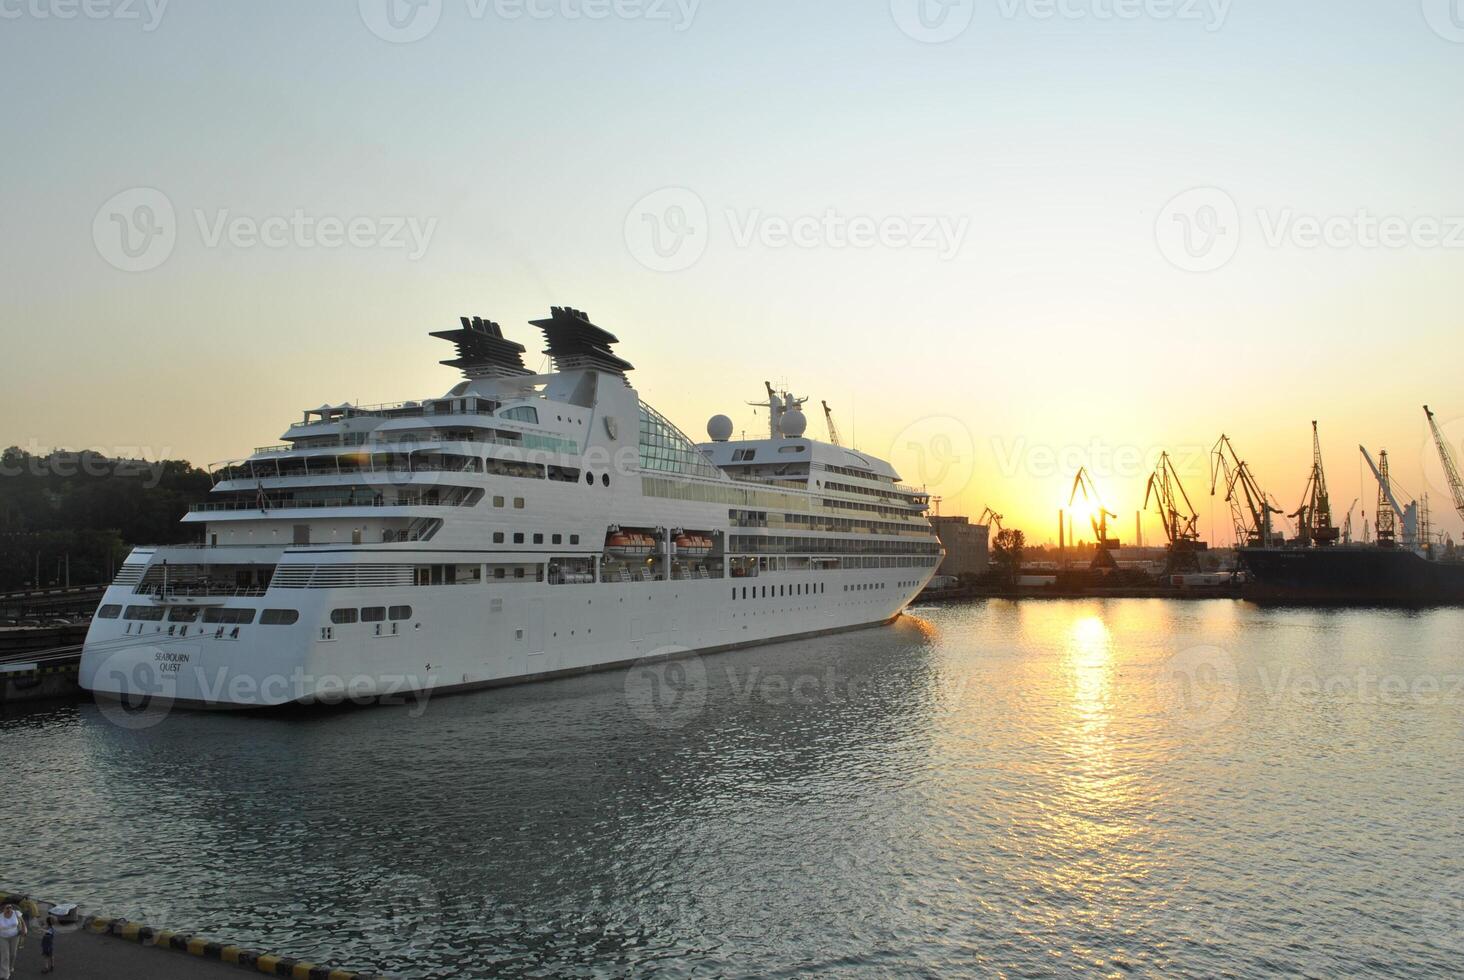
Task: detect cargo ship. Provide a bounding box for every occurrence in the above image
[1238,546,1464,605]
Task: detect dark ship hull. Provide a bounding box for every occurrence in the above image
[1239,546,1464,605]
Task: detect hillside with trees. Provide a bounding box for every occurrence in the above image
[0,448,211,590]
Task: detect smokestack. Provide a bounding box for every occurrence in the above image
[1059,509,1065,553]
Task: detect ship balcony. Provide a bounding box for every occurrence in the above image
[186,490,480,516]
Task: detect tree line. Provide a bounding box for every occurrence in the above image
[0,448,212,590]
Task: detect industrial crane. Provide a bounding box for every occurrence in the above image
[1341,497,1359,545]
[1144,452,1204,571]
[821,400,843,447]
[1069,467,1120,569]
[1210,435,1283,548]
[978,506,1004,533]
[1360,446,1418,549]
[1290,421,1340,547]
[1425,405,1464,523]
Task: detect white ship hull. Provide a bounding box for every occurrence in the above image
[80,564,925,708]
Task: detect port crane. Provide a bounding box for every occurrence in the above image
[1290,421,1340,547]
[1069,467,1120,569]
[1341,497,1359,545]
[978,506,1004,533]
[1144,452,1204,571]
[1360,446,1417,549]
[821,400,843,447]
[1425,405,1464,523]
[1210,435,1283,548]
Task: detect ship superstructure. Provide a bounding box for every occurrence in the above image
[80,309,943,707]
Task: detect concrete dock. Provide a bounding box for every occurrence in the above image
[7,924,245,979]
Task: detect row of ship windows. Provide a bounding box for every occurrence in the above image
[329,605,415,625]
[734,582,826,600]
[99,604,299,625]
[492,531,582,546]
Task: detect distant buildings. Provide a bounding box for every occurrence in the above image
[930,516,990,578]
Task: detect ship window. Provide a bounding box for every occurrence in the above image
[330,608,359,625]
[494,532,505,543]
[261,609,299,625]
[389,605,412,621]
[552,534,562,544]
[571,534,580,545]
[501,406,539,424]
[97,604,121,619]
[361,607,387,623]
[514,497,525,509]
[514,567,525,579]
[513,533,525,544]
[602,473,610,487]
[638,401,723,479]
[585,471,594,485]
[124,605,165,621]
[204,608,255,624]
[494,567,506,579]
[533,533,544,544]
[493,496,505,508]
[167,607,200,622]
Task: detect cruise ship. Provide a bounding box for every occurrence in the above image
[79,308,943,708]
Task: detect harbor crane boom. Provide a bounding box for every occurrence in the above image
[1144,452,1200,546]
[1069,467,1120,568]
[1210,435,1283,548]
[1290,421,1340,547]
[1360,446,1417,548]
[978,506,1004,533]
[821,400,843,447]
[1425,405,1464,522]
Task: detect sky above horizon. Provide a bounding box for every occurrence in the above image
[3,0,1463,546]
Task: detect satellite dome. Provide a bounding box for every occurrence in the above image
[779,409,808,438]
[707,414,734,442]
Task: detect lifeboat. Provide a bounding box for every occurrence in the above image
[605,531,656,558]
[674,534,713,557]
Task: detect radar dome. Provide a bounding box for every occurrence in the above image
[707,414,734,442]
[779,409,808,438]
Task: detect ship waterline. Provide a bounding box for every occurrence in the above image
[79,307,943,707]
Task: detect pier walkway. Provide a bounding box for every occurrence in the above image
[8,924,245,979]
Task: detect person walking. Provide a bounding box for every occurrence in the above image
[40,916,55,974]
[0,901,26,980]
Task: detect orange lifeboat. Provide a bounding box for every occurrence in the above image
[606,531,655,558]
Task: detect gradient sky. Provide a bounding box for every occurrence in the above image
[3,0,1462,545]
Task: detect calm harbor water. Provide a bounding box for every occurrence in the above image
[6,599,1464,978]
